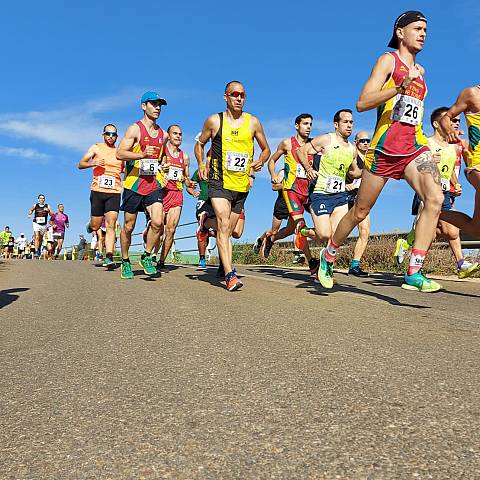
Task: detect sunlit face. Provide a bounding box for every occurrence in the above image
[38,195,45,205]
[295,118,312,139]
[355,132,370,153]
[335,112,353,138]
[103,125,118,146]
[142,100,162,119]
[224,83,246,113]
[397,21,427,52]
[58,204,64,213]
[168,126,182,147]
[451,116,461,131]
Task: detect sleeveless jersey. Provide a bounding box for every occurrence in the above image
[282,136,312,196]
[161,144,185,191]
[312,134,355,194]
[428,137,457,193]
[465,91,480,169]
[210,112,254,193]
[33,203,49,225]
[123,121,164,195]
[370,52,428,156]
[91,143,123,194]
[450,143,463,193]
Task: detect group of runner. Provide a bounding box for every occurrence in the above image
[75,9,480,292]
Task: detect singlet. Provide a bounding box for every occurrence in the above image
[450,144,463,193]
[282,136,312,195]
[312,134,355,194]
[428,137,458,193]
[210,112,254,193]
[370,51,428,156]
[161,144,185,191]
[123,120,164,195]
[33,203,50,225]
[91,143,123,194]
[465,88,480,169]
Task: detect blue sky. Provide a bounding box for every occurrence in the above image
[1,0,479,250]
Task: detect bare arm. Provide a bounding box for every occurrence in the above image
[183,153,193,188]
[194,115,219,180]
[439,88,473,144]
[116,124,154,161]
[78,145,101,169]
[267,139,289,182]
[347,148,362,179]
[250,116,271,172]
[297,134,330,181]
[28,204,35,216]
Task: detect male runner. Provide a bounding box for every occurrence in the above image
[345,132,371,276]
[439,85,480,238]
[16,233,27,259]
[195,81,270,291]
[79,124,122,268]
[28,194,54,258]
[0,226,12,255]
[50,203,69,259]
[260,114,319,275]
[315,11,444,292]
[395,108,479,278]
[116,91,167,279]
[297,109,362,284]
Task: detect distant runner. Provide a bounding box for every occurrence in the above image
[50,203,69,259]
[28,194,54,259]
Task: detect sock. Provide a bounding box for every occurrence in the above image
[350,259,360,268]
[151,255,157,262]
[106,252,113,260]
[200,255,205,260]
[122,257,130,263]
[324,240,339,263]
[407,248,427,275]
[406,229,416,246]
[457,258,465,269]
[141,250,150,260]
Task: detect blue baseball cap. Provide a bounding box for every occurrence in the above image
[141,91,167,105]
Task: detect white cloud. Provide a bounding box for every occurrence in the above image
[0,146,50,162]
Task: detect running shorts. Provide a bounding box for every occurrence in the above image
[90,191,121,216]
[162,189,183,213]
[310,191,349,216]
[120,188,163,214]
[273,191,289,221]
[283,189,309,217]
[411,191,452,216]
[208,180,248,214]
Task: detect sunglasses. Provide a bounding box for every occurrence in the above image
[227,91,245,99]
[451,119,461,124]
[356,138,370,143]
[103,131,118,137]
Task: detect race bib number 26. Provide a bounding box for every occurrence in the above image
[391,94,423,126]
[226,151,249,172]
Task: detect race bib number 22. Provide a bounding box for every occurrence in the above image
[226,151,249,172]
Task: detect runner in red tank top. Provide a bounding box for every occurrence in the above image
[116,91,168,279]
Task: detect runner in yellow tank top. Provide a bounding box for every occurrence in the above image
[194,81,271,291]
[440,85,480,238]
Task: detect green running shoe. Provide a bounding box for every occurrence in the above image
[139,255,156,275]
[103,256,115,269]
[317,248,334,289]
[121,259,134,279]
[402,272,442,292]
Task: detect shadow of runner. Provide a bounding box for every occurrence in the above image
[185,269,227,290]
[0,288,29,309]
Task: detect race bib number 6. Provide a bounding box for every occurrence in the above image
[99,175,116,189]
[325,175,345,193]
[391,94,423,126]
[167,166,183,181]
[226,151,249,172]
[139,160,158,176]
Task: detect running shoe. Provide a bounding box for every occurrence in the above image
[457,260,480,279]
[157,261,165,271]
[142,220,151,246]
[199,258,207,269]
[225,271,243,291]
[293,251,306,264]
[402,272,442,292]
[260,234,274,259]
[121,259,134,279]
[317,248,334,289]
[348,265,369,277]
[394,238,411,266]
[253,236,263,254]
[294,224,307,251]
[139,255,156,275]
[103,257,115,269]
[196,212,208,242]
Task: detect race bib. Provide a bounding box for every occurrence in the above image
[139,160,158,176]
[99,175,116,189]
[226,151,248,172]
[325,175,345,193]
[196,200,205,211]
[167,166,183,181]
[391,94,423,125]
[296,163,307,179]
[441,178,450,192]
[352,178,362,188]
[35,216,46,225]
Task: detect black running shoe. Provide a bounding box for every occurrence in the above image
[348,265,369,277]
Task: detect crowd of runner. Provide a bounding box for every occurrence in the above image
[4,10,480,293]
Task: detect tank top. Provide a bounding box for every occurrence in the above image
[91,143,123,194]
[312,134,355,194]
[33,203,50,225]
[123,120,164,195]
[465,87,480,169]
[370,52,428,156]
[428,137,457,193]
[210,112,254,192]
[162,144,185,191]
[282,136,312,196]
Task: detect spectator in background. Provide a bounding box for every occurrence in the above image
[16,233,27,259]
[77,234,87,261]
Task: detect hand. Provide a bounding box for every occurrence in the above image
[306,168,318,182]
[187,180,197,189]
[446,129,464,145]
[250,159,263,172]
[161,162,171,173]
[143,145,158,158]
[402,65,421,89]
[271,174,281,185]
[198,165,208,181]
[94,158,105,167]
[345,183,355,192]
[454,183,462,196]
[192,191,200,198]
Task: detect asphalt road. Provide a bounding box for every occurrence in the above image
[1,260,479,479]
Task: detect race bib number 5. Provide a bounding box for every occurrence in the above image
[226,151,249,172]
[325,175,345,193]
[167,166,183,181]
[139,160,158,176]
[99,175,116,189]
[391,94,423,126]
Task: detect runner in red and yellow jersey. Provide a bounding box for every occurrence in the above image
[78,123,122,268]
[316,10,444,293]
[116,91,167,279]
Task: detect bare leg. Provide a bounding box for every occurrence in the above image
[144,202,164,253]
[120,212,137,259]
[104,211,119,255]
[353,213,371,261]
[211,198,237,274]
[160,206,182,263]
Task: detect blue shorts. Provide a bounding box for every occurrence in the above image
[120,188,163,214]
[411,191,451,216]
[310,191,349,216]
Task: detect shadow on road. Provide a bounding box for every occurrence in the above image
[185,268,226,289]
[0,288,29,310]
